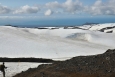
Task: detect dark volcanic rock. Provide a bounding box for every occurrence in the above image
[106,30,113,33]
[0,58,54,63]
[38,27,48,29]
[14,49,115,77]
[99,27,114,32]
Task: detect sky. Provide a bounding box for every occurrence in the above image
[0,0,115,27]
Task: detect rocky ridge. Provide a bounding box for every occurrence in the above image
[14,49,115,77]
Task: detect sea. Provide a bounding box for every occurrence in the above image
[0,17,115,28]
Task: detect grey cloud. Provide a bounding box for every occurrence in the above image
[45,0,115,15]
[0,5,11,14]
[13,5,40,14]
[45,0,83,14]
[1,0,115,16]
[62,0,83,13]
[85,0,115,15]
[45,1,62,9]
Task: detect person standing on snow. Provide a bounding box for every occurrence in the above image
[0,62,7,77]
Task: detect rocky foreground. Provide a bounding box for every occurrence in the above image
[14,49,115,77]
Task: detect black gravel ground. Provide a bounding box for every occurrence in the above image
[14,49,115,77]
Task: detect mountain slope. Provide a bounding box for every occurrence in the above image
[0,23,115,60]
[14,49,115,77]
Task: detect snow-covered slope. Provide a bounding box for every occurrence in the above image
[0,62,43,77]
[0,23,115,60]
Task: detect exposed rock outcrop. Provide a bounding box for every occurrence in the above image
[14,49,115,77]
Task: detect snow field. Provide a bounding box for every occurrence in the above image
[0,62,45,77]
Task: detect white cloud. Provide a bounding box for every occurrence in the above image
[1,0,115,16]
[85,0,115,15]
[45,0,115,15]
[45,0,83,14]
[13,5,40,14]
[62,0,83,13]
[44,9,53,16]
[45,1,61,9]
[0,5,11,14]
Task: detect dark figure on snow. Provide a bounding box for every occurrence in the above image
[0,62,7,77]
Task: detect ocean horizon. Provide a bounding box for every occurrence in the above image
[1,17,115,27]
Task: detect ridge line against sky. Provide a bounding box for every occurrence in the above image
[0,0,115,26]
